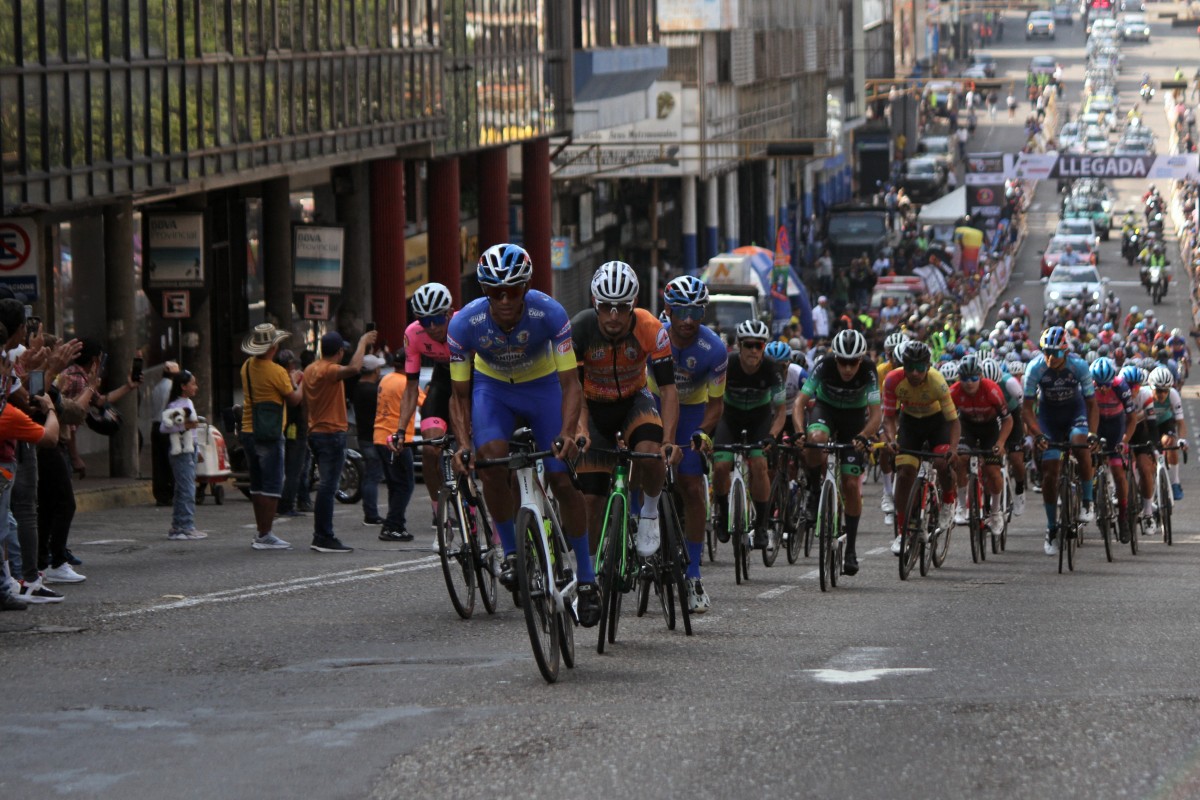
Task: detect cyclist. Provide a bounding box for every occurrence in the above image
[395,282,454,542]
[981,359,1027,515]
[447,244,600,627]
[793,329,881,575]
[1090,357,1139,543]
[1022,326,1099,556]
[882,340,961,555]
[1148,366,1188,500]
[712,320,787,551]
[950,356,1012,535]
[766,340,805,438]
[1167,328,1190,379]
[1122,365,1159,534]
[650,275,727,613]
[572,261,679,561]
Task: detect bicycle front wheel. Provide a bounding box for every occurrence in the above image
[595,494,626,654]
[968,475,982,565]
[898,479,924,581]
[436,491,476,619]
[763,475,785,567]
[1159,475,1173,545]
[818,482,834,592]
[929,488,950,569]
[732,487,748,585]
[467,496,499,615]
[786,482,804,564]
[514,508,560,683]
[660,492,692,635]
[1097,470,1114,563]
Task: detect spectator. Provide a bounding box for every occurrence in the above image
[812,296,832,341]
[375,360,417,542]
[149,360,180,506]
[275,349,310,517]
[162,369,206,540]
[239,323,303,550]
[352,353,387,526]
[47,336,141,582]
[816,248,834,295]
[303,328,377,553]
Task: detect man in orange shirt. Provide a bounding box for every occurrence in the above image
[376,362,417,542]
[304,329,376,553]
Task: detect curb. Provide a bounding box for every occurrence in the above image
[74,481,156,514]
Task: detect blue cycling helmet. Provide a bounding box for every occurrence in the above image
[1039,326,1067,351]
[477,243,534,286]
[662,275,710,307]
[1121,365,1147,387]
[1090,357,1117,386]
[764,341,792,363]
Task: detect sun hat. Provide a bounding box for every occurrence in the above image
[241,323,290,355]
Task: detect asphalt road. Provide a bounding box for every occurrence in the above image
[4,11,1200,800]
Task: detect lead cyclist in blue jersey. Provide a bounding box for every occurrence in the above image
[1022,326,1099,556]
[448,243,601,627]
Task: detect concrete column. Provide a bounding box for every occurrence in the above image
[521,138,552,295]
[262,177,294,334]
[705,175,720,259]
[681,175,698,275]
[478,147,510,253]
[724,171,739,250]
[335,163,371,337]
[370,158,407,351]
[68,213,107,338]
[766,164,777,249]
[428,158,462,305]
[103,199,137,478]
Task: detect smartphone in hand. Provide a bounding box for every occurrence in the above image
[27,370,44,396]
[131,356,144,382]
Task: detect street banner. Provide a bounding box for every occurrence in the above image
[965,151,1006,221]
[1011,153,1200,180]
[293,225,344,292]
[146,214,205,289]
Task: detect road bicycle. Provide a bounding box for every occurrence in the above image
[1126,442,1151,554]
[636,462,693,637]
[1091,439,1120,564]
[710,432,761,585]
[410,435,498,619]
[1043,439,1083,574]
[895,449,952,581]
[474,429,580,684]
[803,441,861,592]
[959,447,998,565]
[1153,443,1185,546]
[996,455,1013,553]
[762,435,803,568]
[588,437,663,654]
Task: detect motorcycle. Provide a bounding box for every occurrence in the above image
[1122,231,1140,266]
[1141,262,1170,303]
[1140,82,1155,102]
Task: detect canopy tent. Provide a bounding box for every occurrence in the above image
[701,246,814,339]
[916,185,967,227]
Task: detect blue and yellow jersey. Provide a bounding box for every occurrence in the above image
[447,291,577,384]
[647,322,727,406]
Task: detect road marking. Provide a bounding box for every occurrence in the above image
[866,546,889,556]
[103,556,441,619]
[79,539,137,545]
[806,667,933,684]
[757,585,797,600]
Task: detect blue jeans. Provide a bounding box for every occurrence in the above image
[0,470,17,575]
[170,450,197,532]
[309,432,347,540]
[358,440,383,520]
[377,444,415,532]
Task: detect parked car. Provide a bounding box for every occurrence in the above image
[1052,2,1074,23]
[916,135,957,173]
[1029,56,1058,76]
[1043,264,1107,307]
[1120,13,1150,40]
[1026,10,1056,39]
[901,157,947,203]
[970,52,998,77]
[1054,218,1101,251]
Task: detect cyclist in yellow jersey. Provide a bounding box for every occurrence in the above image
[881,340,960,554]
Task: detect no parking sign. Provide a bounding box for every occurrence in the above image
[0,218,40,300]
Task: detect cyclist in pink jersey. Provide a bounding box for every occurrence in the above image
[397,283,454,521]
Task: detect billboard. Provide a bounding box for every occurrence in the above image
[146,214,205,289]
[658,0,740,30]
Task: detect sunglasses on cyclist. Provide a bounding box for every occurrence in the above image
[741,340,766,351]
[597,301,634,315]
[907,361,930,372]
[961,374,982,382]
[669,305,705,321]
[1044,348,1065,358]
[483,285,525,302]
[835,357,861,367]
[418,314,448,328]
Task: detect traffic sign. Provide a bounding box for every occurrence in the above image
[0,219,35,272]
[302,294,330,320]
[162,290,191,319]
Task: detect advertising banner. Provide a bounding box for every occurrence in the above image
[293,226,345,292]
[146,214,205,289]
[965,151,1006,221]
[1011,153,1200,180]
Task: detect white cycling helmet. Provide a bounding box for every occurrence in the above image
[1149,366,1175,389]
[662,275,709,307]
[831,329,868,360]
[938,360,960,382]
[477,243,534,286]
[591,261,639,304]
[411,282,453,317]
[736,319,770,341]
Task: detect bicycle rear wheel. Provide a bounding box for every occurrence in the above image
[929,486,949,569]
[660,492,692,635]
[763,475,785,567]
[436,491,476,619]
[547,520,576,670]
[467,496,499,615]
[786,482,804,564]
[595,495,626,654]
[818,482,834,592]
[898,479,924,581]
[1057,475,1075,573]
[732,487,748,585]
[968,475,982,565]
[1097,469,1115,563]
[1159,475,1173,545]
[514,509,560,683]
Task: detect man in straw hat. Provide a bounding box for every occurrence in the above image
[240,323,303,550]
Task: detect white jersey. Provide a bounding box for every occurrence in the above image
[784,363,806,411]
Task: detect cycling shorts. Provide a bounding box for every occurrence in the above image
[578,389,663,494]
[1037,403,1089,461]
[1129,419,1156,450]
[1159,419,1178,439]
[1004,411,1025,453]
[806,400,867,475]
[471,372,567,473]
[960,421,1002,465]
[713,406,774,462]
[895,412,951,469]
[660,401,708,477]
[420,363,451,433]
[1097,416,1127,466]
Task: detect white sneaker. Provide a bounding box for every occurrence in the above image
[954,502,969,525]
[1013,493,1026,516]
[890,535,902,556]
[1143,516,1157,537]
[1044,537,1059,556]
[17,578,64,604]
[940,503,957,531]
[636,515,660,558]
[1079,504,1095,523]
[686,577,711,613]
[252,533,292,550]
[987,510,1005,533]
[881,494,895,514]
[43,563,86,584]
